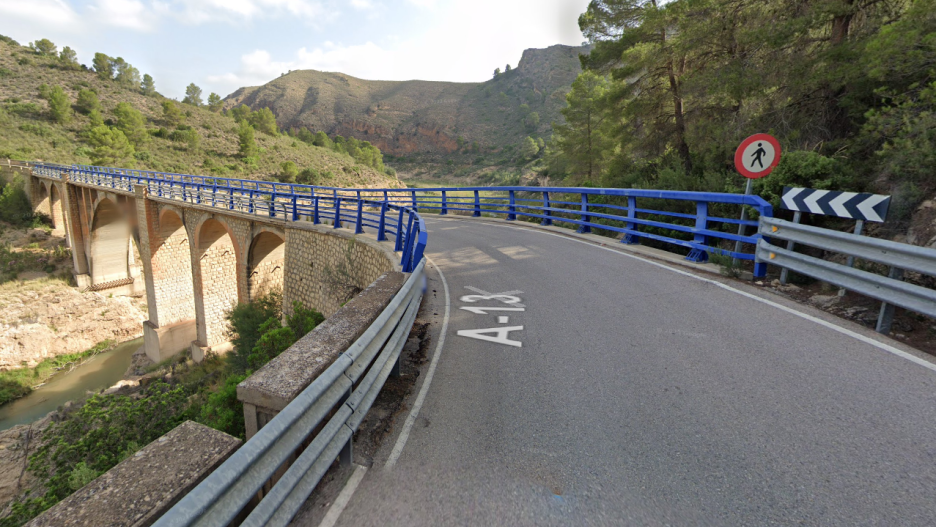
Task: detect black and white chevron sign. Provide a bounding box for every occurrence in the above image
[781,187,890,222]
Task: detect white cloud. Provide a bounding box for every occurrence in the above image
[88,0,154,31]
[0,0,80,31]
[405,0,436,7]
[350,0,374,10]
[160,0,336,25]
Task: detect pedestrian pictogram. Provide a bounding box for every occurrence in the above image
[734,133,781,179]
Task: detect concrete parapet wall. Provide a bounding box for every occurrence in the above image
[238,271,407,437]
[25,421,240,527]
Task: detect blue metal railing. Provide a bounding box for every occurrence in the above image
[30,163,427,273]
[29,162,773,276]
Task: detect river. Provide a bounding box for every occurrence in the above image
[0,338,143,431]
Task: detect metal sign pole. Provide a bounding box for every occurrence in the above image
[732,178,754,267]
[838,219,865,296]
[779,210,802,285]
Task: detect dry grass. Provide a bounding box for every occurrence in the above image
[0,39,402,189]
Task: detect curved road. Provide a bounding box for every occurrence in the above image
[304,216,936,526]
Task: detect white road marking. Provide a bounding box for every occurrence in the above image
[432,217,936,374]
[385,255,451,469]
[317,464,368,527]
[498,316,509,324]
[457,326,524,347]
[461,287,525,307]
[460,306,525,315]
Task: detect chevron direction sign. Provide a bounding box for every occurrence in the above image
[781,187,891,223]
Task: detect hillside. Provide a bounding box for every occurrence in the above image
[225,45,590,169]
[0,37,402,189]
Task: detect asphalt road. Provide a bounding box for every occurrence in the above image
[314,216,936,526]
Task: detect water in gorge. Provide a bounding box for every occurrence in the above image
[0,338,143,431]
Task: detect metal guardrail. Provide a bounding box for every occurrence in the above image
[758,216,936,332]
[28,163,427,273]
[29,162,775,277]
[152,259,425,527]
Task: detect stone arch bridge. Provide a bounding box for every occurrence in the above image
[23,166,412,364]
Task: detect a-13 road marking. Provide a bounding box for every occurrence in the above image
[456,286,524,347]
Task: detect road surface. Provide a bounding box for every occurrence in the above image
[301,216,936,526]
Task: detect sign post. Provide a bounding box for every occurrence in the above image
[779,186,894,332]
[733,134,781,266]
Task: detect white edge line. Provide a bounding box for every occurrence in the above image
[385,254,451,469]
[317,464,368,527]
[431,217,936,374]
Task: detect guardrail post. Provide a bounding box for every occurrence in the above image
[212,182,217,207]
[541,192,552,226]
[440,191,448,215]
[507,191,516,221]
[622,196,639,244]
[394,208,405,251]
[228,187,234,210]
[401,213,416,272]
[473,190,481,217]
[779,211,802,285]
[334,197,342,229]
[248,191,254,214]
[377,202,388,241]
[686,201,709,262]
[577,193,591,233]
[411,190,418,211]
[876,267,904,334]
[355,199,365,234]
[291,195,299,221]
[838,219,865,296]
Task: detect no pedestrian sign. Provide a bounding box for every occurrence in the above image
[735,133,781,179]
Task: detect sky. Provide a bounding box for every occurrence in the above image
[0,0,591,100]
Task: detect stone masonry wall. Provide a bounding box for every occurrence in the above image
[283,224,399,318]
[151,215,196,326]
[199,233,239,346]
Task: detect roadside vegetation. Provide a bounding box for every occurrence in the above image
[0,35,401,189]
[0,291,323,526]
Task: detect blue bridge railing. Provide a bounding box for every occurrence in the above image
[31,163,428,273]
[29,163,773,277]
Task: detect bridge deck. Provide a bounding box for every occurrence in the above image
[291,217,936,526]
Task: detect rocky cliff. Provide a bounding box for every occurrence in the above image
[224,44,591,157]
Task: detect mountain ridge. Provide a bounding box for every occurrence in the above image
[224,44,591,159]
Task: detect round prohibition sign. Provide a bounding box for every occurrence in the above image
[735,133,781,179]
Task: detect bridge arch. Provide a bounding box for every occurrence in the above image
[248,230,285,302]
[90,198,132,284]
[34,180,50,219]
[150,208,196,326]
[49,183,65,235]
[193,217,242,347]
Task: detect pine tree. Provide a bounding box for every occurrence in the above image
[29,39,56,56]
[76,89,100,115]
[183,83,203,106]
[207,93,223,112]
[47,86,72,124]
[86,126,135,166]
[247,107,278,136]
[551,70,610,183]
[59,46,79,69]
[237,121,259,159]
[93,53,114,79]
[162,100,183,126]
[141,74,156,96]
[114,102,148,146]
